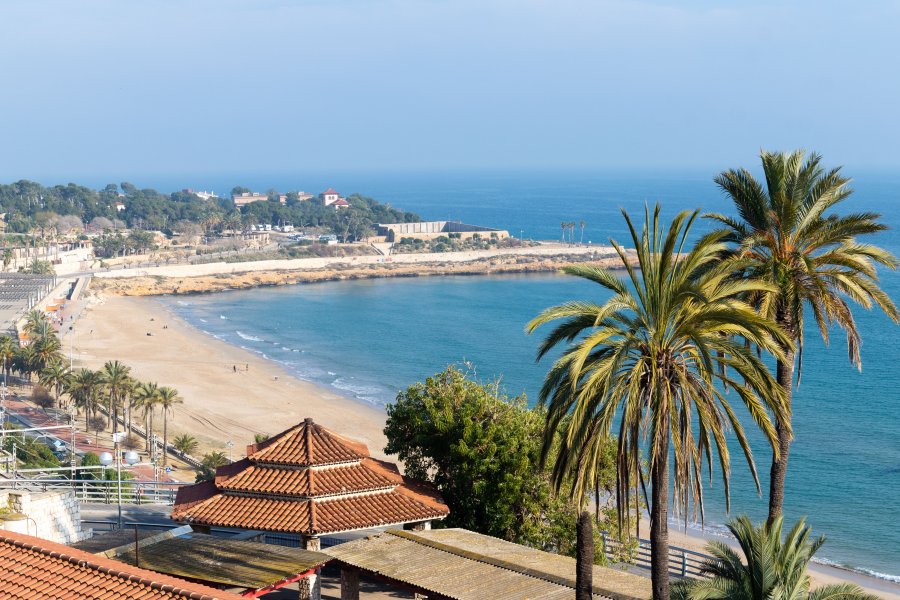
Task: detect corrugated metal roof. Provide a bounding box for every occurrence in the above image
[111,532,331,590]
[325,528,652,600]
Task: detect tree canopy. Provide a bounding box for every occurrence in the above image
[384,366,619,555]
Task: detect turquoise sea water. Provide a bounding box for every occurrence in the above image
[158,170,900,579]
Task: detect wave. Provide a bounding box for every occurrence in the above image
[811,557,900,584]
[235,331,264,342]
[219,315,228,320]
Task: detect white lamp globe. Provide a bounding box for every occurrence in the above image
[123,451,140,465]
[98,452,114,466]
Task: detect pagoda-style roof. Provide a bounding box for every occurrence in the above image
[172,418,449,536]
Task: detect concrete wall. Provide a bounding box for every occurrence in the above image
[378,221,509,242]
[0,489,91,544]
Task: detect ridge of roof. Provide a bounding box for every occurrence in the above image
[247,418,368,467]
[0,529,244,600]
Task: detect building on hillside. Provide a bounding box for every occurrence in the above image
[0,529,244,599]
[183,189,218,201]
[232,192,287,207]
[114,201,125,212]
[377,221,509,242]
[322,188,340,205]
[330,198,350,209]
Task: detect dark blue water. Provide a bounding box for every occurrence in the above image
[159,170,900,579]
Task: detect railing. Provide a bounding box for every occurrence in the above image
[0,477,188,505]
[603,534,711,578]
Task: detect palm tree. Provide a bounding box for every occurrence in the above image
[528,206,790,600]
[172,434,199,456]
[135,382,161,452]
[23,309,49,335]
[580,220,586,245]
[66,368,101,431]
[673,516,878,600]
[0,334,16,384]
[101,360,132,434]
[158,386,183,467]
[2,248,13,271]
[39,360,71,409]
[29,333,62,376]
[709,150,899,522]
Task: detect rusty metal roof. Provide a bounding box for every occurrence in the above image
[107,531,331,590]
[325,528,652,600]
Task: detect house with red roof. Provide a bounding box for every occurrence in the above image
[0,529,244,599]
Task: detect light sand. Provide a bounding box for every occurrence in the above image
[72,294,389,470]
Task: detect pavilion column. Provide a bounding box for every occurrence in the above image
[297,571,321,600]
[340,566,359,600]
[302,535,321,551]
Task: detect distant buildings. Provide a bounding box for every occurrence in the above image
[232,191,287,207]
[377,221,509,242]
[114,201,125,212]
[321,187,350,209]
[182,188,218,201]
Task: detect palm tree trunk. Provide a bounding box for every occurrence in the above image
[162,410,168,468]
[768,351,794,524]
[576,510,594,600]
[650,431,670,600]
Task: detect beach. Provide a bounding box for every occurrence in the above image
[70,286,900,599]
[72,294,390,465]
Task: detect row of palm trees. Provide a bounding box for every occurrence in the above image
[1,312,184,467]
[530,151,895,600]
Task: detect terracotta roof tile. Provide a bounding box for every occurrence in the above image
[0,530,244,599]
[248,419,366,467]
[175,490,447,535]
[219,462,396,497]
[173,418,449,536]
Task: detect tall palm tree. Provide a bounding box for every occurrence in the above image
[101,360,132,434]
[673,515,878,600]
[65,368,101,431]
[0,334,16,384]
[23,309,49,335]
[528,206,790,600]
[158,386,183,467]
[709,150,899,522]
[135,382,161,452]
[39,360,71,409]
[29,333,62,377]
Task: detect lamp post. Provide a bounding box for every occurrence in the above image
[99,447,139,529]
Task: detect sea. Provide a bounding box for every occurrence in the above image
[152,169,900,580]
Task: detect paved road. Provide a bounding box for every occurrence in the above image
[80,502,174,529]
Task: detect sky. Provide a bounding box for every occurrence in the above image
[1,0,899,183]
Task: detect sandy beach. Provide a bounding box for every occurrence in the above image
[72,294,390,465]
[70,287,900,599]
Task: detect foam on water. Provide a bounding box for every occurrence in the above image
[235,331,264,342]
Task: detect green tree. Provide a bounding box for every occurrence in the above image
[101,360,132,434]
[384,366,611,553]
[195,451,229,483]
[158,386,183,467]
[673,516,878,600]
[39,360,71,409]
[134,381,160,452]
[172,433,198,456]
[709,151,899,522]
[0,334,16,384]
[66,368,102,431]
[528,206,789,600]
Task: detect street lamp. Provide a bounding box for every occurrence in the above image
[99,449,139,529]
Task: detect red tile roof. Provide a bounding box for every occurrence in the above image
[248,419,367,467]
[0,529,244,599]
[173,418,449,536]
[323,188,339,195]
[173,489,447,535]
[331,198,350,206]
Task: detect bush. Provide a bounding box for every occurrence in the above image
[31,385,54,408]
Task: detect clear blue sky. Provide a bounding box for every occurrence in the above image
[2,0,898,182]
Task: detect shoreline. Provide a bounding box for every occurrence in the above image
[71,284,900,599]
[89,243,633,296]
